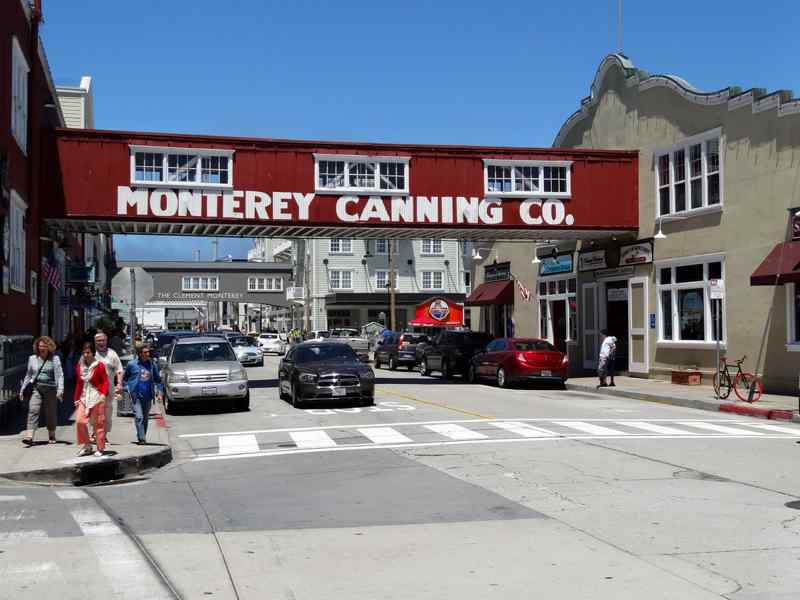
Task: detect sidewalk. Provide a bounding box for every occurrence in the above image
[0,399,172,485]
[566,376,800,422]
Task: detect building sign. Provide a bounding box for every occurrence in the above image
[594,266,635,279]
[578,249,607,272]
[409,297,464,327]
[539,254,574,276]
[428,299,451,321]
[484,262,511,282]
[607,287,628,302]
[792,208,800,241]
[619,241,653,266]
[155,291,245,301]
[709,279,725,300]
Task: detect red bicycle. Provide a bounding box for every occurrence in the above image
[713,355,763,402]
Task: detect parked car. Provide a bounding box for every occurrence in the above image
[328,328,371,361]
[278,342,375,408]
[374,332,430,370]
[417,330,494,379]
[468,338,569,387]
[258,332,286,355]
[229,335,264,367]
[161,336,249,414]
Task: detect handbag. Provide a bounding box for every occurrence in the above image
[21,356,50,402]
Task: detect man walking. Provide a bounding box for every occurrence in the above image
[94,331,123,444]
[597,329,617,388]
[123,344,163,444]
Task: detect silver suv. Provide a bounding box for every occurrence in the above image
[162,337,249,414]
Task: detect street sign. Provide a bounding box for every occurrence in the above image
[709,279,725,300]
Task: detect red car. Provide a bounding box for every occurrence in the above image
[467,338,569,388]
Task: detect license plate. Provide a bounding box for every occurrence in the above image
[201,387,217,396]
[331,387,346,397]
[540,370,552,377]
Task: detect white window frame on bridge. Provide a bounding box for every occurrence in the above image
[182,275,220,292]
[129,145,235,189]
[313,154,410,195]
[482,159,572,199]
[248,276,284,292]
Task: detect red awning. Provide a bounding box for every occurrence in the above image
[465,280,514,306]
[750,241,800,285]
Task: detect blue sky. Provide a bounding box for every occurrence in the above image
[42,1,800,260]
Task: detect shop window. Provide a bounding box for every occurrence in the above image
[655,128,723,217]
[329,239,352,254]
[421,239,442,255]
[656,256,725,345]
[182,275,219,292]
[131,146,233,187]
[329,270,353,290]
[537,276,577,343]
[248,277,283,292]
[788,284,800,349]
[9,190,27,292]
[11,37,29,153]
[314,154,409,194]
[421,271,443,290]
[484,160,571,198]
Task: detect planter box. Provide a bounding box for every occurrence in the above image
[671,370,702,386]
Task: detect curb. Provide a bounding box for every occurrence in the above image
[565,383,799,422]
[0,446,172,486]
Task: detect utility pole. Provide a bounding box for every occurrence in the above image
[388,240,396,331]
[128,268,136,340]
[303,243,311,333]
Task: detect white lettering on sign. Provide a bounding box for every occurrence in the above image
[115,187,578,227]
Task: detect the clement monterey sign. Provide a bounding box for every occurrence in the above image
[116,187,577,227]
[49,129,639,240]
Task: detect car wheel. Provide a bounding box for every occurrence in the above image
[467,365,477,384]
[497,368,508,389]
[419,358,431,376]
[291,382,304,409]
[236,392,250,412]
[389,356,398,370]
[374,356,382,369]
[363,395,375,406]
[164,392,177,415]
[441,360,451,380]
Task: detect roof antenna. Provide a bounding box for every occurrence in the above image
[616,0,622,53]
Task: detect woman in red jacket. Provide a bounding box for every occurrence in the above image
[74,341,109,457]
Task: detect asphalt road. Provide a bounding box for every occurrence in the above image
[3,355,800,599]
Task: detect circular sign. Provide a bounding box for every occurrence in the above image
[428,299,450,321]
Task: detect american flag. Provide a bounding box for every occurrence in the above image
[516,278,531,302]
[41,253,62,290]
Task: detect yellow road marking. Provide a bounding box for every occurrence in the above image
[376,387,494,420]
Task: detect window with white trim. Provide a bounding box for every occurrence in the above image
[656,256,725,344]
[9,190,27,292]
[130,146,233,187]
[181,276,219,292]
[483,160,572,197]
[421,239,442,255]
[11,37,29,153]
[537,277,577,344]
[655,129,722,217]
[375,270,398,290]
[248,276,284,292]
[329,239,352,254]
[329,270,352,290]
[314,154,409,194]
[421,271,443,290]
[788,283,800,349]
[375,239,398,254]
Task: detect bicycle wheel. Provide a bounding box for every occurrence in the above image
[713,370,732,400]
[733,372,763,402]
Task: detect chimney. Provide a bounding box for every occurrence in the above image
[212,239,219,262]
[193,249,200,262]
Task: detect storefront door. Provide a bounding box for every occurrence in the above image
[551,300,567,353]
[628,276,649,374]
[605,281,629,371]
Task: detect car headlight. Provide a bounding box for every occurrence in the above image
[360,369,375,379]
[171,371,188,383]
[299,372,317,384]
[230,367,247,381]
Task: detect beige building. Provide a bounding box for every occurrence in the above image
[472,54,800,393]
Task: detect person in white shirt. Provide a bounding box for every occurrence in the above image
[597,329,617,388]
[94,331,123,443]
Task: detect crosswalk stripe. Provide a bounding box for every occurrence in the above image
[357,427,412,444]
[677,421,765,435]
[290,430,338,448]
[491,421,558,437]
[742,423,800,435]
[424,423,488,440]
[55,490,88,500]
[218,434,260,455]
[618,421,698,435]
[0,530,47,543]
[553,421,629,436]
[0,495,26,501]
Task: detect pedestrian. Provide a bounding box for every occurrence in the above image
[108,329,125,354]
[19,336,64,446]
[123,343,163,445]
[94,331,124,445]
[74,341,109,457]
[597,329,617,388]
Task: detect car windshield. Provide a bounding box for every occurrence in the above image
[513,340,556,351]
[330,329,357,337]
[171,342,237,363]
[294,344,357,363]
[401,334,428,344]
[260,334,278,340]
[314,331,331,338]
[230,336,257,347]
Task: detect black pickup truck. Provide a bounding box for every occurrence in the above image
[417,330,494,379]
